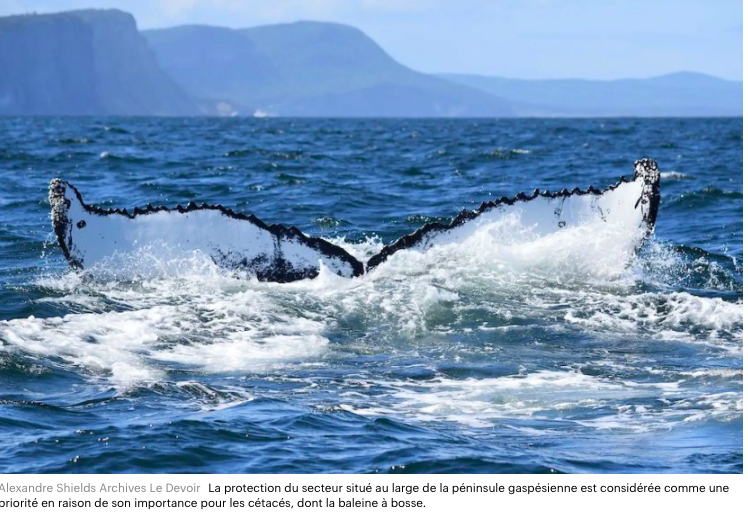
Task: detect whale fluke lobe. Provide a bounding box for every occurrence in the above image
[49,158,660,281]
[48,179,364,282]
[365,158,661,271]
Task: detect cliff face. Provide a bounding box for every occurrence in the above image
[0,14,97,115]
[72,10,199,115]
[0,10,200,115]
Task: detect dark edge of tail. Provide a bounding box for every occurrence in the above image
[633,158,661,238]
[366,158,661,272]
[49,179,81,270]
[48,179,365,279]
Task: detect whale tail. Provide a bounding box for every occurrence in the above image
[366,158,660,271]
[49,158,660,281]
[49,180,364,282]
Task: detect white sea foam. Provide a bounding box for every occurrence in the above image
[661,171,691,179]
[338,370,742,430]
[0,276,330,390]
[563,291,743,351]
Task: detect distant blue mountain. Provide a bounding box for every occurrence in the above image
[0,8,741,117]
[142,22,518,117]
[439,72,743,117]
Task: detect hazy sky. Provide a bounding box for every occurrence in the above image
[0,0,742,80]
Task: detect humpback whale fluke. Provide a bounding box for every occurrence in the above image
[49,158,660,281]
[366,158,661,271]
[48,179,364,282]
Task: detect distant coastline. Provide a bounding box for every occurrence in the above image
[0,9,742,117]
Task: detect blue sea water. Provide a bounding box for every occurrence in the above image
[0,117,742,474]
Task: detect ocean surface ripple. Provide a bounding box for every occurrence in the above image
[0,117,742,473]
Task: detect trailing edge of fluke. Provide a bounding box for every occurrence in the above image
[49,158,661,282]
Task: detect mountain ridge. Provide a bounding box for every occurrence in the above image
[143,21,519,117]
[0,9,742,117]
[439,71,742,117]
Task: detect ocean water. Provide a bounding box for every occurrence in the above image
[0,117,742,474]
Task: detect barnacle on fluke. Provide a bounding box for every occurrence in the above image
[49,158,660,282]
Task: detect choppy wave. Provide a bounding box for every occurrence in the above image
[341,369,742,430]
[661,171,693,179]
[666,187,743,209]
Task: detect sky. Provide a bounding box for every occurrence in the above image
[0,0,742,80]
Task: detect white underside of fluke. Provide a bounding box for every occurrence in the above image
[365,159,660,270]
[49,159,660,281]
[49,181,363,281]
[425,177,646,250]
